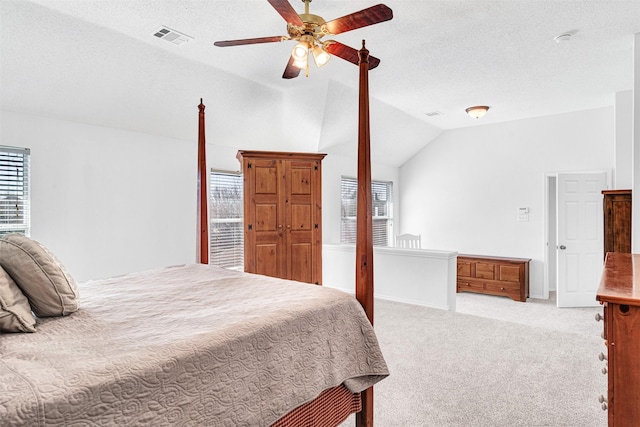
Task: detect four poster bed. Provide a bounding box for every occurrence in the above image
[0,46,384,426]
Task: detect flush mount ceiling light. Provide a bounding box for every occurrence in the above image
[465,106,490,119]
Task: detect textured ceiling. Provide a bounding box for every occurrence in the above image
[2,1,640,165]
[20,0,640,127]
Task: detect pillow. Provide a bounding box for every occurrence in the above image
[0,265,36,332]
[0,233,78,317]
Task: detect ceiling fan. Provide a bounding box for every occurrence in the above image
[213,0,393,79]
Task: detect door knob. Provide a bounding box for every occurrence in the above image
[559,245,567,250]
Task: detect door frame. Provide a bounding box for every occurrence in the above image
[543,170,611,302]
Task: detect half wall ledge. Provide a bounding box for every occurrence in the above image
[322,244,458,311]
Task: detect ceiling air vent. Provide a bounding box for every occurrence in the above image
[153,26,193,45]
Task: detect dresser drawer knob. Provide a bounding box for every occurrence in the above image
[595,313,603,322]
[602,402,608,411]
[598,352,607,361]
[602,367,607,375]
[598,395,607,403]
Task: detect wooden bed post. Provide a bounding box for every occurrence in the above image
[355,40,375,427]
[197,99,209,264]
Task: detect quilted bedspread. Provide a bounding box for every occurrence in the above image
[0,264,388,426]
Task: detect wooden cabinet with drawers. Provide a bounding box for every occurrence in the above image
[456,255,530,302]
[596,252,640,425]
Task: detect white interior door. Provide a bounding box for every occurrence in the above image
[556,172,606,307]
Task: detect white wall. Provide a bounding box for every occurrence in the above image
[399,107,615,298]
[1,110,196,281]
[0,108,399,282]
[615,90,633,188]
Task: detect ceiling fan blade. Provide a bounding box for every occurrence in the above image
[324,41,381,70]
[214,36,286,47]
[324,4,393,35]
[282,56,301,79]
[267,0,304,26]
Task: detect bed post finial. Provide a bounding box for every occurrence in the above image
[197,98,209,264]
[358,40,369,65]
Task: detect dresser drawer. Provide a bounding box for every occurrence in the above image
[485,282,520,295]
[457,280,483,292]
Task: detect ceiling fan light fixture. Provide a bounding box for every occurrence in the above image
[291,42,309,62]
[293,58,308,69]
[311,45,331,67]
[465,105,490,119]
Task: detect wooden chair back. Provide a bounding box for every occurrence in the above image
[395,234,421,249]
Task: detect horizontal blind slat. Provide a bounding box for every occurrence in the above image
[0,147,30,236]
[209,171,243,269]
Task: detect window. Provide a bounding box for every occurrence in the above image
[340,177,393,246]
[0,146,30,237]
[209,170,243,269]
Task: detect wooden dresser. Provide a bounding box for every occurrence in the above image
[237,150,325,285]
[456,255,530,302]
[596,252,640,425]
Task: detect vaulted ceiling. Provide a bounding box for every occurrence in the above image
[2,1,639,167]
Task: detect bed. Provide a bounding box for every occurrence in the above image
[0,43,383,427]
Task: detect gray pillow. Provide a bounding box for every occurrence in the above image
[0,233,78,317]
[0,265,36,332]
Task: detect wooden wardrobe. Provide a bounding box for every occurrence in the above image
[602,190,632,257]
[237,150,326,285]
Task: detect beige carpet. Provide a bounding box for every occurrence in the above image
[342,292,607,426]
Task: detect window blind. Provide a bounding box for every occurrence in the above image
[0,146,30,236]
[340,177,393,246]
[209,170,243,269]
